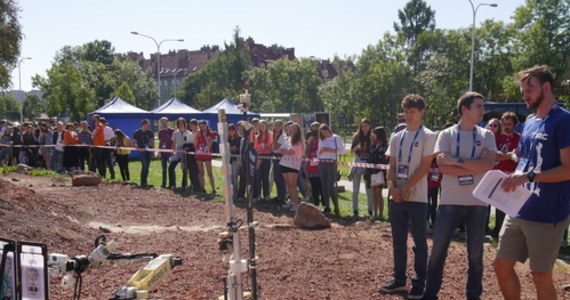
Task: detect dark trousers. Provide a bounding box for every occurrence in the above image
[161,154,171,187]
[491,209,506,237]
[168,159,184,188]
[185,154,202,192]
[77,147,89,170]
[90,148,106,177]
[104,148,115,178]
[427,187,439,226]
[139,151,152,186]
[309,176,323,206]
[116,154,130,181]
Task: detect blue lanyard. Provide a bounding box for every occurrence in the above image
[456,126,477,160]
[398,126,422,163]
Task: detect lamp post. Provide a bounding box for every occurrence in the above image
[468,0,497,91]
[18,57,31,123]
[131,32,183,107]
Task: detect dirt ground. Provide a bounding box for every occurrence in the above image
[1,172,570,300]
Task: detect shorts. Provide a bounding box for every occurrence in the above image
[497,215,570,272]
[281,166,299,174]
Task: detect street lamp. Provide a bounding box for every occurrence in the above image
[468,0,497,91]
[131,31,184,107]
[18,57,32,122]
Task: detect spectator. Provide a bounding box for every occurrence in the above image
[495,65,570,300]
[423,91,496,300]
[317,124,344,215]
[490,112,521,239]
[12,125,24,164]
[186,119,201,192]
[52,122,65,173]
[90,115,107,177]
[253,120,272,201]
[485,118,502,137]
[77,121,92,170]
[37,123,53,169]
[365,126,389,220]
[100,118,116,180]
[305,129,323,208]
[379,94,436,298]
[114,129,131,181]
[62,123,79,172]
[271,120,287,203]
[0,127,13,166]
[228,123,243,200]
[132,119,154,187]
[195,120,217,194]
[349,118,373,217]
[168,118,192,189]
[158,117,174,188]
[280,122,305,211]
[21,124,39,167]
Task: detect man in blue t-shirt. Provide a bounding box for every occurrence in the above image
[496,65,570,300]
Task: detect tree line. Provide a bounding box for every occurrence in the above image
[2,0,569,128]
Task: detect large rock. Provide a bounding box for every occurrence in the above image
[293,202,331,229]
[71,170,102,186]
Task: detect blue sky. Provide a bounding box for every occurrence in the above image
[11,0,524,91]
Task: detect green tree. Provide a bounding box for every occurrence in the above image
[179,27,251,109]
[509,0,570,95]
[110,55,157,109]
[318,57,357,128]
[22,93,44,121]
[355,33,411,128]
[0,92,20,120]
[393,0,436,72]
[113,82,136,104]
[244,58,324,113]
[0,0,22,89]
[32,62,95,121]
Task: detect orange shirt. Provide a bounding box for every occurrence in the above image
[254,132,273,154]
[63,131,79,145]
[93,123,105,146]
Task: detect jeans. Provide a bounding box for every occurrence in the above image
[318,161,337,211]
[427,187,439,226]
[231,158,241,199]
[352,173,373,213]
[139,151,152,186]
[90,148,106,177]
[389,200,428,288]
[424,205,488,299]
[254,158,271,198]
[160,153,171,187]
[272,154,287,201]
[297,160,307,196]
[51,150,64,173]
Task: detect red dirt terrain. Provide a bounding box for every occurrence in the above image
[1,172,569,300]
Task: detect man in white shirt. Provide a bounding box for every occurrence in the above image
[422,92,496,300]
[100,118,116,180]
[379,94,436,299]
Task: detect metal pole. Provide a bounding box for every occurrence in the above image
[468,1,497,91]
[131,32,183,107]
[18,57,31,123]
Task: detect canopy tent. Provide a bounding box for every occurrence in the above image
[150,97,203,120]
[89,97,153,157]
[202,98,260,128]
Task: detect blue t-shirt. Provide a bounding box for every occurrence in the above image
[516,104,570,223]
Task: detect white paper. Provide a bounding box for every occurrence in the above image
[472,170,532,217]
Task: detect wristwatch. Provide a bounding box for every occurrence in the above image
[527,171,536,183]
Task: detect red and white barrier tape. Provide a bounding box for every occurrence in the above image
[0,143,388,170]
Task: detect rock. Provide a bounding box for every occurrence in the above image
[16,164,33,173]
[71,170,102,186]
[293,202,331,229]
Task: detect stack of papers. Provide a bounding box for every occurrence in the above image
[472,170,532,217]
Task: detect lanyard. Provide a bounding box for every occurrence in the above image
[398,126,422,163]
[456,126,477,160]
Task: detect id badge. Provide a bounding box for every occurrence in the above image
[431,173,440,182]
[397,165,409,179]
[515,158,528,175]
[458,175,474,185]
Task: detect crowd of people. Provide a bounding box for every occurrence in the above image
[0,65,568,299]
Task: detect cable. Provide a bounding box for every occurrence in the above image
[107,253,158,260]
[72,272,83,300]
